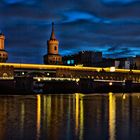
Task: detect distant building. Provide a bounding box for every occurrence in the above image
[63,55,76,66]
[134,56,140,69]
[96,58,115,68]
[63,51,102,66]
[115,60,130,69]
[114,58,129,69]
[86,57,135,69]
[114,57,135,69]
[44,22,62,65]
[100,58,133,69]
[0,32,8,62]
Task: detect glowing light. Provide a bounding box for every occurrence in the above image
[110,67,115,72]
[76,78,80,82]
[0,76,14,80]
[1,63,140,74]
[75,64,83,67]
[109,82,113,86]
[122,94,126,100]
[37,78,40,82]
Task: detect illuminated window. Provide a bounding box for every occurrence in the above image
[71,60,74,64]
[67,60,71,65]
[54,46,57,50]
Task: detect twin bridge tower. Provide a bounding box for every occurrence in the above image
[0,32,8,62]
[0,22,62,64]
[44,22,62,65]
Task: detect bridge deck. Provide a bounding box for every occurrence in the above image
[1,63,140,74]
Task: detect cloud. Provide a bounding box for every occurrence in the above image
[0,0,140,63]
[102,0,140,5]
[3,0,37,5]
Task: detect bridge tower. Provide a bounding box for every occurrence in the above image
[44,22,62,65]
[0,32,8,62]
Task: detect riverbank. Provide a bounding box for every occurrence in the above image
[0,78,140,94]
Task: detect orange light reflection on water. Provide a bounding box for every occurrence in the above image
[75,93,84,140]
[36,94,41,140]
[75,93,79,136]
[109,92,116,140]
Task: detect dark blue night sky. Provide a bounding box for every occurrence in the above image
[0,0,140,64]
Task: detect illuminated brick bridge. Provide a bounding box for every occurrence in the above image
[1,63,140,82]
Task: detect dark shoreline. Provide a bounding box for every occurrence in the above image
[0,78,140,94]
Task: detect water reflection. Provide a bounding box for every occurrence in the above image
[20,102,25,139]
[79,95,84,140]
[0,93,139,140]
[75,93,84,140]
[36,95,41,140]
[75,93,79,136]
[109,92,116,140]
[45,95,51,137]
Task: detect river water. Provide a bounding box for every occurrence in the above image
[0,93,140,140]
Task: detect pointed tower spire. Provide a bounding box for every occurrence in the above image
[50,22,56,40]
[44,22,62,64]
